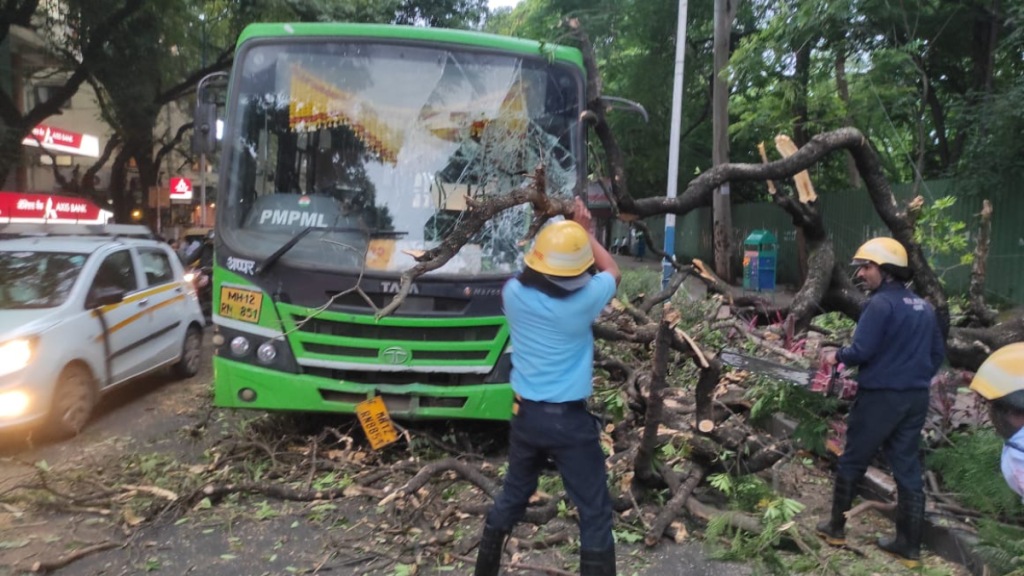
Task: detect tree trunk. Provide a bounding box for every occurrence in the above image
[966,200,996,327]
[834,50,861,188]
[712,0,736,281]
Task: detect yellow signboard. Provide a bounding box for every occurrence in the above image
[355,396,399,450]
[219,286,263,323]
[288,65,404,164]
[365,238,397,270]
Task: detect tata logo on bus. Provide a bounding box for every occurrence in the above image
[380,281,418,294]
[258,210,329,228]
[169,177,193,201]
[380,346,410,365]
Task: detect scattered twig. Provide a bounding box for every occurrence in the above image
[20,540,123,573]
[451,553,576,576]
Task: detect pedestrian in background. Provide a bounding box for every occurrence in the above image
[634,230,646,262]
[474,197,621,576]
[817,237,945,568]
[969,343,1024,501]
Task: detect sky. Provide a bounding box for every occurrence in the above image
[487,0,523,9]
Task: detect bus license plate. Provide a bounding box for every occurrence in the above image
[355,396,399,450]
[219,286,263,323]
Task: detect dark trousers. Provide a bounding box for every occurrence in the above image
[838,388,930,492]
[485,399,614,551]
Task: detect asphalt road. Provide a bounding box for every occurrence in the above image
[0,330,756,576]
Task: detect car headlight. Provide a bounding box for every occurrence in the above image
[0,390,31,418]
[0,338,33,377]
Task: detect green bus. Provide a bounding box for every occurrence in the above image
[207,23,587,421]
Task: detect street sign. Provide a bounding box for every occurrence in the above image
[170,177,193,202]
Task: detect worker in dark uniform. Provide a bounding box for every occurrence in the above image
[817,237,945,568]
[969,343,1024,501]
[474,197,621,576]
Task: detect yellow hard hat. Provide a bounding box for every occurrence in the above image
[852,237,908,267]
[524,220,594,277]
[970,343,1024,400]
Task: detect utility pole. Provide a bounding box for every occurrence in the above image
[662,0,689,288]
[199,12,208,227]
[712,0,737,281]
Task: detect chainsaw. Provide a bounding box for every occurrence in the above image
[717,349,856,400]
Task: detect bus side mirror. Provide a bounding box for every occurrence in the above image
[192,102,218,154]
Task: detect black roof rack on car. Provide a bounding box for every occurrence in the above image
[0,223,157,240]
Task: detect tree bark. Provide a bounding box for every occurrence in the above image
[966,200,996,327]
[711,0,736,281]
[634,312,674,488]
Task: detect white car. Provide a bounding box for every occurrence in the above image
[0,224,205,436]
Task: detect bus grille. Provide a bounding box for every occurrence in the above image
[277,304,507,370]
[299,319,500,341]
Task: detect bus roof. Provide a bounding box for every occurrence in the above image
[236,23,585,72]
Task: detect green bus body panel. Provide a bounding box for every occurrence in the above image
[212,270,514,421]
[213,356,515,421]
[236,23,584,72]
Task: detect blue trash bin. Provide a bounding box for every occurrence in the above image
[742,230,777,292]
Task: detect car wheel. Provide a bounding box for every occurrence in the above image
[173,325,203,379]
[48,364,96,437]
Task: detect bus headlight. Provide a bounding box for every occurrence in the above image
[256,342,277,364]
[0,390,31,418]
[0,338,33,377]
[230,336,251,357]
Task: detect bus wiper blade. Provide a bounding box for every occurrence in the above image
[367,229,408,238]
[255,227,407,275]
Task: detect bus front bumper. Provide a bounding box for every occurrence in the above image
[213,356,514,421]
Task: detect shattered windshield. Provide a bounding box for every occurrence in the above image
[221,40,583,276]
[0,251,84,309]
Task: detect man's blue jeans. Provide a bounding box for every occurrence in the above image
[485,399,614,552]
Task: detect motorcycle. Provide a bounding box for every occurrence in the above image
[180,237,213,317]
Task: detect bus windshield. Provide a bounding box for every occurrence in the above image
[220,40,583,277]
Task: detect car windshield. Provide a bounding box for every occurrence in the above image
[0,251,85,309]
[220,39,583,277]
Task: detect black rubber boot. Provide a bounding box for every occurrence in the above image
[580,546,616,576]
[877,488,926,568]
[816,475,857,545]
[474,524,510,576]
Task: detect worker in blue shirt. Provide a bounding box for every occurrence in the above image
[817,237,945,568]
[969,344,1024,502]
[474,197,621,576]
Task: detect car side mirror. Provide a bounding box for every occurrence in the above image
[86,286,125,310]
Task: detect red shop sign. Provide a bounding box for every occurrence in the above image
[0,192,106,223]
[21,124,100,157]
[169,177,193,201]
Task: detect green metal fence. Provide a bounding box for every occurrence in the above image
[676,180,1024,305]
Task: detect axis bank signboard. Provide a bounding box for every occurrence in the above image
[0,192,112,224]
[21,124,100,158]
